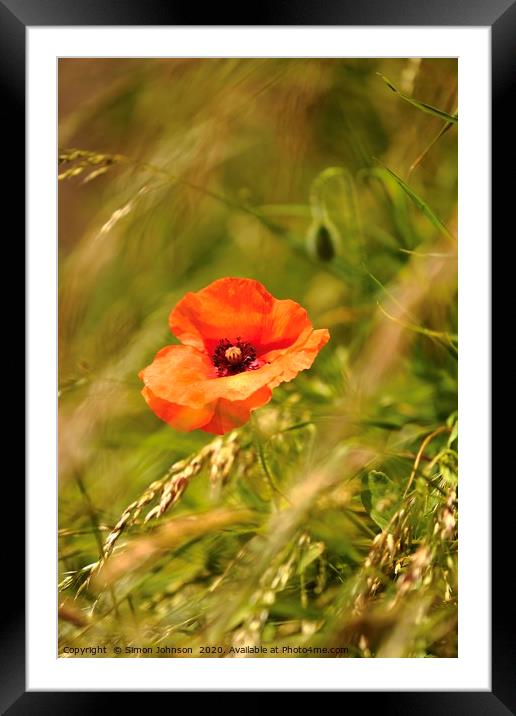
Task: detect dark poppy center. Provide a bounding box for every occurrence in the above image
[212,338,260,376]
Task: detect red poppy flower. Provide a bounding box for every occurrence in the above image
[139,277,330,435]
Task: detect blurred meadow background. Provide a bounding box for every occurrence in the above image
[58,58,458,658]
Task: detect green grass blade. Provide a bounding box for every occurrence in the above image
[376,162,456,243]
[378,73,458,124]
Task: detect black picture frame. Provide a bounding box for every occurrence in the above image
[3,0,509,711]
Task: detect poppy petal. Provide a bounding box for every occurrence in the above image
[259,327,331,391]
[169,277,313,356]
[140,344,217,409]
[200,386,272,435]
[141,386,215,431]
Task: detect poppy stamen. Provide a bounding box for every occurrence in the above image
[212,337,259,376]
[225,346,242,364]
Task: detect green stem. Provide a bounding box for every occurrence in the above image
[251,414,289,506]
[75,473,124,627]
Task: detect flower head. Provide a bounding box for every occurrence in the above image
[139,277,330,435]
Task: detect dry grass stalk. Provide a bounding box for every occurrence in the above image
[58,147,125,182]
[435,488,457,541]
[58,598,90,627]
[73,433,240,596]
[144,433,238,521]
[209,432,239,497]
[231,532,308,652]
[353,499,414,612]
[92,508,255,590]
[389,545,432,609]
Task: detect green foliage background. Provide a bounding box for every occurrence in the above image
[58,58,458,658]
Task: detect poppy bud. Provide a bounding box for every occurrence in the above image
[306,220,339,262]
[314,224,335,261]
